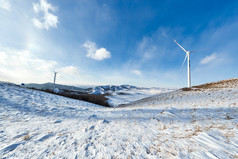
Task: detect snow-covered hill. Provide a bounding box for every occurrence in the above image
[90,85,137,95]
[25,83,174,107]
[25,83,90,92]
[123,78,238,109]
[0,79,238,158]
[91,85,174,107]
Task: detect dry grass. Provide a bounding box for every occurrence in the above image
[224,132,235,138]
[225,114,234,120]
[23,134,31,140]
[29,88,111,107]
[191,126,203,136]
[181,78,238,92]
[217,125,227,130]
[193,78,238,89]
[181,87,193,91]
[187,146,194,153]
[173,134,187,139]
[158,124,167,130]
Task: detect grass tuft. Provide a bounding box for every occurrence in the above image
[23,134,30,140]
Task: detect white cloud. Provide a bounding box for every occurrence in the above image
[0,0,11,11]
[32,0,59,30]
[83,41,111,61]
[132,69,142,76]
[0,49,96,85]
[137,37,155,61]
[60,66,80,76]
[0,49,57,83]
[200,53,216,64]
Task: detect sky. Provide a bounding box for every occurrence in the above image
[0,0,238,88]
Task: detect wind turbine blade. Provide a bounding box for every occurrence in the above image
[180,53,188,69]
[173,39,188,53]
[189,49,207,53]
[189,50,201,53]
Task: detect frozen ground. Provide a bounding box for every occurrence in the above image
[0,79,238,158]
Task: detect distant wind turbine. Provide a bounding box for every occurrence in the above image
[53,71,58,89]
[173,39,200,88]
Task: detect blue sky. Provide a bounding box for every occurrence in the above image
[0,0,237,88]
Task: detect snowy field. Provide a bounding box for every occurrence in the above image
[106,87,174,107]
[0,79,238,158]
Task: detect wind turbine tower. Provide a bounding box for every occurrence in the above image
[173,39,200,88]
[53,71,58,89]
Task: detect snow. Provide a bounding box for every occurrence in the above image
[107,87,174,107]
[90,85,137,95]
[90,85,174,107]
[0,81,238,158]
[25,83,174,107]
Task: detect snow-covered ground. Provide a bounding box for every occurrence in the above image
[89,85,175,107]
[90,84,174,107]
[0,79,238,158]
[106,87,174,107]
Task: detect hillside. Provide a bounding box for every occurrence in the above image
[193,78,238,89]
[25,83,90,92]
[0,79,238,158]
[25,83,172,107]
[122,78,238,108]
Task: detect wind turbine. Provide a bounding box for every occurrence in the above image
[173,39,199,88]
[53,71,58,89]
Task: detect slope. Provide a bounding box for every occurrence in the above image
[0,79,238,158]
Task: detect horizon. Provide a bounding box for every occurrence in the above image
[3,77,238,90]
[10,81,171,89]
[0,0,238,88]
